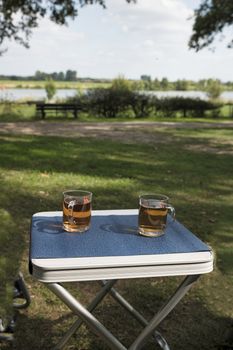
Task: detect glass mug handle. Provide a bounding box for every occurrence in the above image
[68,200,76,224]
[167,205,176,220]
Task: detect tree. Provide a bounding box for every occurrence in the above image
[65,70,77,81]
[111,75,132,91]
[197,79,207,90]
[189,0,233,51]
[45,78,56,101]
[35,70,46,81]
[0,0,135,51]
[140,75,151,82]
[206,79,223,99]
[175,79,189,91]
[58,72,65,81]
[1,0,232,53]
[153,78,160,90]
[160,77,169,90]
[50,72,59,81]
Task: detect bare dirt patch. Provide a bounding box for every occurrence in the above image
[0,121,170,144]
[1,121,233,154]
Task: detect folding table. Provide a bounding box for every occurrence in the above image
[29,209,213,350]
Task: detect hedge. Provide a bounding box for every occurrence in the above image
[67,89,222,118]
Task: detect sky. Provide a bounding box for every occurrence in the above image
[0,0,232,81]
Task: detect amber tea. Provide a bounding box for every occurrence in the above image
[138,194,175,237]
[63,190,92,233]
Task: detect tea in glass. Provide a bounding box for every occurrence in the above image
[63,190,92,233]
[138,194,175,237]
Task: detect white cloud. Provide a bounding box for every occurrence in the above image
[33,19,86,50]
[122,25,129,33]
[0,0,232,80]
[144,40,155,48]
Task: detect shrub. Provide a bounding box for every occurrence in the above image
[65,89,224,119]
[111,75,132,92]
[45,79,56,101]
[85,88,113,117]
[206,80,223,100]
[130,93,155,118]
[152,96,220,118]
[81,77,135,118]
[85,88,133,118]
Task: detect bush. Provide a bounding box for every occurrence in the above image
[67,76,135,118]
[77,77,134,118]
[86,88,133,118]
[152,96,220,118]
[206,80,223,100]
[66,89,224,119]
[86,88,114,118]
[45,79,56,101]
[130,93,155,118]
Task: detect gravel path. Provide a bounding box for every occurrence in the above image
[0,120,233,139]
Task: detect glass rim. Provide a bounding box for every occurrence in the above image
[139,193,169,201]
[63,190,92,197]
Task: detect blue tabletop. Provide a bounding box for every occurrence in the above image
[30,212,210,260]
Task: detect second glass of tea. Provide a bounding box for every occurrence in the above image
[63,190,92,233]
[138,194,175,237]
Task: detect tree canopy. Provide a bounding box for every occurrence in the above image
[0,0,134,49]
[0,0,232,52]
[189,0,233,51]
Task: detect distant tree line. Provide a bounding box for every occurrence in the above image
[139,76,233,92]
[0,72,232,93]
[34,70,77,81]
[0,70,78,81]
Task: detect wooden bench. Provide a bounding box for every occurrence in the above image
[36,103,81,119]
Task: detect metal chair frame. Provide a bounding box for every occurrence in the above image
[0,272,31,342]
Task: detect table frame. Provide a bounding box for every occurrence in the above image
[30,210,213,349]
[45,274,199,350]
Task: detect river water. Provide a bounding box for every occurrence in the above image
[0,88,77,101]
[0,88,233,101]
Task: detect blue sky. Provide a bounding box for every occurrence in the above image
[0,0,232,81]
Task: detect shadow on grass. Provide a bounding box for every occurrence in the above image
[6,278,233,350]
[0,133,232,181]
[217,248,233,276]
[0,131,232,350]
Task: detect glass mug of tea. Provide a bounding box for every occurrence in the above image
[138,194,175,237]
[63,190,92,233]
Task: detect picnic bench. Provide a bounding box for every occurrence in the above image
[36,103,81,119]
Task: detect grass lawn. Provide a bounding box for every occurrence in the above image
[0,80,111,90]
[0,102,233,123]
[0,127,232,349]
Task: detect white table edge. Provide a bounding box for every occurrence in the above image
[33,209,138,217]
[31,209,214,283]
[32,260,213,283]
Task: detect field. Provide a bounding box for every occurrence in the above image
[0,124,232,349]
[0,80,111,90]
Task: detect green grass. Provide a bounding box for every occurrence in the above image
[0,80,111,89]
[0,103,36,122]
[0,128,232,349]
[0,102,233,123]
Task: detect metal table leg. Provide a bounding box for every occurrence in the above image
[129,275,200,350]
[101,280,170,350]
[47,282,127,350]
[47,275,200,350]
[53,280,117,350]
